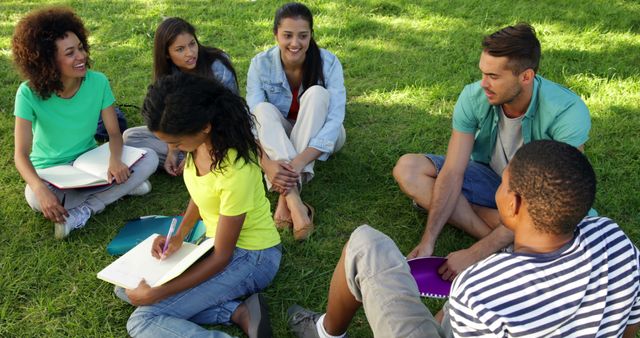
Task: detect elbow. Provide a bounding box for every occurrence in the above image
[13,149,28,168]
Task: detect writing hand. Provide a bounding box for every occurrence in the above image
[151,234,183,259]
[438,248,477,281]
[108,159,130,184]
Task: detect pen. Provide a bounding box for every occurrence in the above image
[162,217,177,256]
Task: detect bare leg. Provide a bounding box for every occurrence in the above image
[286,187,312,239]
[323,245,361,335]
[273,194,292,223]
[472,204,501,230]
[289,226,443,337]
[434,309,444,324]
[230,303,249,334]
[394,154,495,239]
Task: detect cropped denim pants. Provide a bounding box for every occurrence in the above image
[115,244,281,338]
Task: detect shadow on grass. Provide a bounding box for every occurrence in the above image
[0,1,638,337]
[543,42,640,98]
[587,109,640,227]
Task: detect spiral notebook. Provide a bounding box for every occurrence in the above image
[407,257,452,298]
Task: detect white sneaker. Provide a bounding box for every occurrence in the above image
[128,180,152,196]
[54,204,92,239]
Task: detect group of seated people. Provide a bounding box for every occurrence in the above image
[11,2,639,337]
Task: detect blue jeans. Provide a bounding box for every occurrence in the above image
[115,244,281,338]
[425,154,501,209]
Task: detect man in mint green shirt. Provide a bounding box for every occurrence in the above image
[393,23,591,280]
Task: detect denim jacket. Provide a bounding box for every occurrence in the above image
[211,59,239,95]
[171,57,238,95]
[246,46,346,160]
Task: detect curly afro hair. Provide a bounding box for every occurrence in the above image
[509,140,596,235]
[12,6,91,99]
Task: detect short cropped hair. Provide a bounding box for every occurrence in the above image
[12,7,91,99]
[509,140,596,235]
[482,23,541,75]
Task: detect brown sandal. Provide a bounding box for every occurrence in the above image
[293,202,315,241]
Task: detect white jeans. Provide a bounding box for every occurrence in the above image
[252,86,345,189]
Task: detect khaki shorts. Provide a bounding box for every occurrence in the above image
[344,225,453,338]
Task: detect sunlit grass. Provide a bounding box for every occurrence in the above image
[0,0,639,337]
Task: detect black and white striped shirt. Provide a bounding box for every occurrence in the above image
[449,217,640,337]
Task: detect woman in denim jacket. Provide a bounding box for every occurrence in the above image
[124,17,239,176]
[247,2,346,241]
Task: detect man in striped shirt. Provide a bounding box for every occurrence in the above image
[287,141,640,338]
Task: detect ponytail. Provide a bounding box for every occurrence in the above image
[302,37,324,92]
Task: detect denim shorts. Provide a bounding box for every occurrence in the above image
[425,154,501,209]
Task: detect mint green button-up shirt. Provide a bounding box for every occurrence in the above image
[452,75,591,165]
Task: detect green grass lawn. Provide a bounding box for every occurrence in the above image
[1,0,639,336]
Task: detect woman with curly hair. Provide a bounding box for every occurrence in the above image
[12,7,158,239]
[124,17,239,176]
[247,2,346,240]
[117,72,280,338]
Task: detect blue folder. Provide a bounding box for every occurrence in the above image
[107,215,207,255]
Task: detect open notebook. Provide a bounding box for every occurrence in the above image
[97,234,214,289]
[407,257,452,298]
[36,143,146,189]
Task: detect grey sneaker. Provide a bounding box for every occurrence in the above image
[54,204,92,239]
[245,293,273,338]
[287,305,321,338]
[128,180,152,196]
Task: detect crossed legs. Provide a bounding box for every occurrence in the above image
[393,154,501,240]
[253,86,345,238]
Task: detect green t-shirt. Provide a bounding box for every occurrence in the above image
[183,149,280,250]
[452,75,591,164]
[14,70,115,168]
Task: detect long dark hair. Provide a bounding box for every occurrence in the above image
[273,2,324,90]
[141,73,258,172]
[153,17,238,86]
[12,7,91,99]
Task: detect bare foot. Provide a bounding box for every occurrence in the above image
[287,193,313,240]
[274,194,292,229]
[289,202,311,229]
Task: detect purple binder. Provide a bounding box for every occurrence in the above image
[407,257,452,298]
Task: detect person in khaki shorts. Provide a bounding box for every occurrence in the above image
[286,141,640,337]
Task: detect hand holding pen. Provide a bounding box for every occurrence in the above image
[152,218,181,259]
